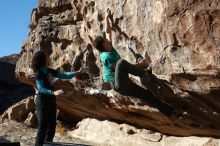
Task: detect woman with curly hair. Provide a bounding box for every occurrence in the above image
[32,50,82,146]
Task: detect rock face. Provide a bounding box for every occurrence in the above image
[0,55,34,115]
[16,0,220,137]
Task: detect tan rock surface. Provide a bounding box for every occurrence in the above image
[69,118,220,146]
[1,96,35,122]
[15,0,220,137]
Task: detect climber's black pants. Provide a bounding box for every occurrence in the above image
[112,59,173,116]
[35,94,57,146]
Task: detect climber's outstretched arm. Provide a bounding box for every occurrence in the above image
[106,9,113,43]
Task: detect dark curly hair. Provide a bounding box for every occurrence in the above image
[31,51,47,73]
[93,35,105,52]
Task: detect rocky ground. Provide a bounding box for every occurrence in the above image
[1,118,219,146]
[0,120,93,146]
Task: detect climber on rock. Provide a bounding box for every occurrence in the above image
[92,9,178,117]
[31,50,84,146]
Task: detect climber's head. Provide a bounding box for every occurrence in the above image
[93,35,112,52]
[31,50,49,73]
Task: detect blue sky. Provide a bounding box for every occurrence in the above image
[0,0,39,57]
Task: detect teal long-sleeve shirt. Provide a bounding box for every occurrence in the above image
[35,67,75,95]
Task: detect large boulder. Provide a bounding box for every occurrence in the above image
[15,0,220,137]
[1,96,36,124]
[69,118,220,146]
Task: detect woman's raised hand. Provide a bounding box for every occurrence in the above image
[53,89,64,96]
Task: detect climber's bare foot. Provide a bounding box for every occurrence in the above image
[137,58,149,67]
[134,59,146,69]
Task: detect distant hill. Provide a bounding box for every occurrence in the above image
[0,54,19,65]
[0,54,34,115]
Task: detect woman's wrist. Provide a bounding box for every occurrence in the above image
[74,71,81,78]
